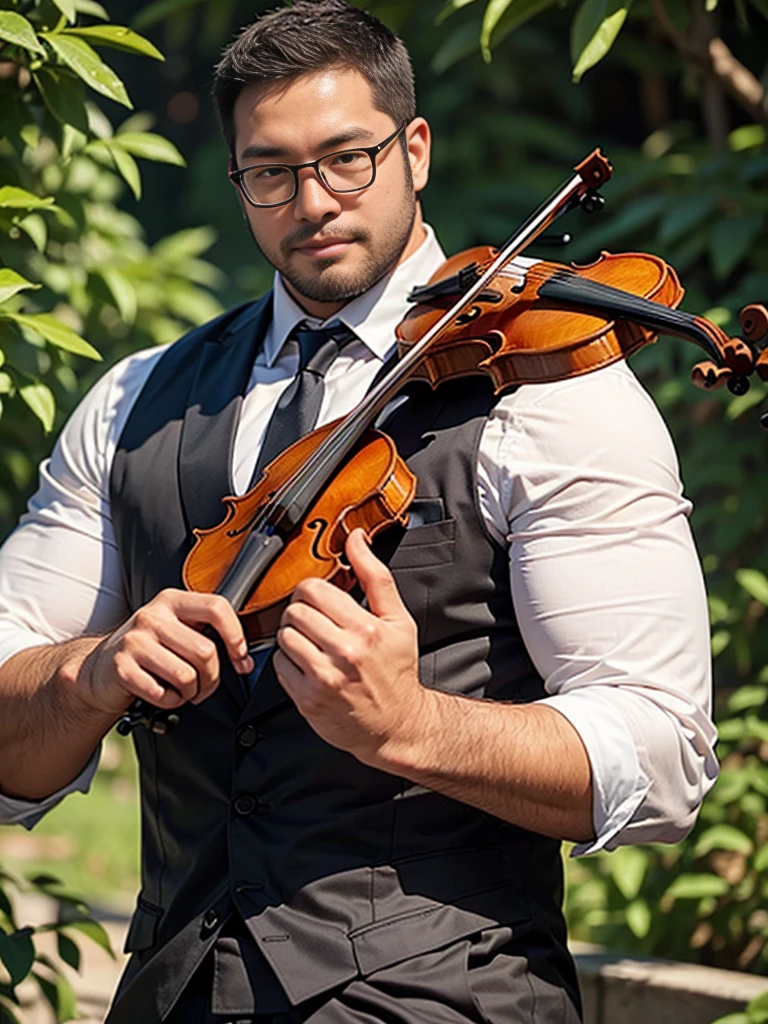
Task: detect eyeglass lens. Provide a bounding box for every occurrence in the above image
[240,150,375,206]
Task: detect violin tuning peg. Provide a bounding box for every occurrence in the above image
[740,304,768,346]
[723,339,756,376]
[755,348,768,382]
[726,374,750,396]
[580,189,605,215]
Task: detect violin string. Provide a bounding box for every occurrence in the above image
[229,259,678,597]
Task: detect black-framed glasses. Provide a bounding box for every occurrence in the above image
[229,123,408,209]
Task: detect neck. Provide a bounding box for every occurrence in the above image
[284,204,427,320]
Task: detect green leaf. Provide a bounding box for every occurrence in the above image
[32,971,77,1024]
[152,226,217,263]
[625,897,651,938]
[41,34,132,109]
[131,0,207,32]
[56,932,80,972]
[754,844,768,872]
[658,194,718,245]
[710,1015,749,1024]
[710,215,764,279]
[110,146,142,199]
[111,132,185,166]
[0,187,55,211]
[99,268,137,324]
[0,12,45,55]
[729,125,767,152]
[0,271,40,306]
[50,0,77,23]
[4,314,101,360]
[711,629,731,656]
[0,930,34,986]
[74,0,109,17]
[62,918,114,957]
[726,684,768,712]
[34,69,89,135]
[436,0,481,22]
[489,0,558,45]
[664,873,730,899]
[746,990,768,1022]
[570,0,633,82]
[747,0,768,20]
[735,567,768,605]
[18,382,55,433]
[62,25,164,61]
[609,846,648,901]
[694,824,754,856]
[480,0,515,58]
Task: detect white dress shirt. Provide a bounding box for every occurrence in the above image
[0,224,717,855]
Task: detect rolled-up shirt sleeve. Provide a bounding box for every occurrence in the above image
[0,347,165,827]
[478,361,717,854]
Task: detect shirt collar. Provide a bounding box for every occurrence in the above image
[264,223,446,367]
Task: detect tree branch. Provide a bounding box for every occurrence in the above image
[651,0,768,129]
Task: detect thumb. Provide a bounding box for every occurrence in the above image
[345,529,407,620]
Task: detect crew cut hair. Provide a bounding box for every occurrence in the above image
[212,0,416,161]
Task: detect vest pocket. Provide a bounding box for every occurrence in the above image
[389,518,456,569]
[124,896,163,953]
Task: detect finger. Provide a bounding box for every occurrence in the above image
[289,576,371,631]
[135,644,202,703]
[169,592,254,675]
[280,600,348,656]
[273,647,312,708]
[111,651,184,709]
[344,529,408,619]
[276,622,323,677]
[153,619,220,698]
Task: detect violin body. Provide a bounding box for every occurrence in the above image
[398,247,686,389]
[183,421,416,643]
[119,146,768,736]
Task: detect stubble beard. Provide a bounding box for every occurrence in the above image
[247,171,417,305]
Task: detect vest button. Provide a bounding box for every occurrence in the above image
[233,794,257,816]
[236,725,258,748]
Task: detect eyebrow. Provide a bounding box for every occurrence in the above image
[239,127,378,163]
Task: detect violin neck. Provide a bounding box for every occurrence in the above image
[269,163,612,533]
[538,272,724,363]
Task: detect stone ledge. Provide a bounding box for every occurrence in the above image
[575,949,768,1024]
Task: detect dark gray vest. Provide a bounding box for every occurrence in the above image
[105,297,572,1022]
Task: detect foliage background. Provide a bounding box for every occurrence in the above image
[1,0,768,1016]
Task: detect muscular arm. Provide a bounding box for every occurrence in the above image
[0,637,110,801]
[378,686,593,842]
[0,592,254,802]
[275,366,714,848]
[275,529,594,843]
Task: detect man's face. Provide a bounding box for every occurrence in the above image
[231,69,428,312]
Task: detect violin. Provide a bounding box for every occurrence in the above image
[117,148,768,736]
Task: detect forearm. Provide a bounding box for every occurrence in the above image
[373,690,594,843]
[0,638,117,800]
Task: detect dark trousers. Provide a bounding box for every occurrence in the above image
[163,923,582,1024]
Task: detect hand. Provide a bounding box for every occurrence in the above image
[77,589,254,715]
[273,528,429,766]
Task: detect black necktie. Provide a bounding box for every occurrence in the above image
[252,319,356,480]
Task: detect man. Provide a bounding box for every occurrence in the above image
[0,1,716,1021]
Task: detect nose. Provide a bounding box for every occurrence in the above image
[292,166,342,222]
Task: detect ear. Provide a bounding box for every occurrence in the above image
[228,154,249,222]
[405,117,430,194]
